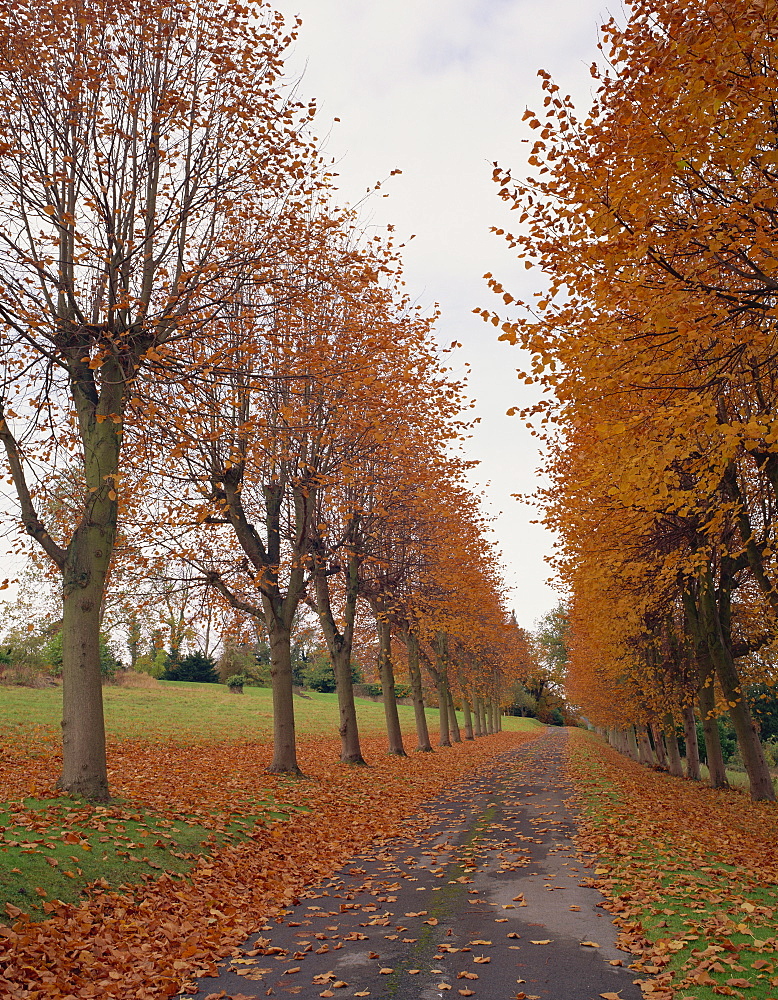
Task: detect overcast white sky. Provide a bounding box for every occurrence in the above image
[274,0,614,629]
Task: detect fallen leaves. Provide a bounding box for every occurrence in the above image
[0,728,539,999]
[568,732,778,999]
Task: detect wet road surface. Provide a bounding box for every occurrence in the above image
[196,728,642,1000]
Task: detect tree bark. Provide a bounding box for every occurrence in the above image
[651,721,668,770]
[448,687,462,743]
[311,549,365,765]
[266,621,302,774]
[437,672,451,746]
[486,699,495,735]
[683,583,727,789]
[698,679,728,789]
[663,714,683,777]
[472,695,483,737]
[682,703,701,780]
[700,570,774,800]
[332,647,365,765]
[57,386,123,800]
[637,726,654,765]
[59,555,109,801]
[377,617,406,756]
[433,634,451,747]
[404,630,432,752]
[627,725,640,759]
[462,693,474,740]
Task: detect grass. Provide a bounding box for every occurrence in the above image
[698,762,778,797]
[0,679,542,743]
[570,733,778,1000]
[0,681,543,923]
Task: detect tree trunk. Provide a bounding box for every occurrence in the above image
[663,714,683,777]
[377,618,406,756]
[59,559,109,801]
[56,407,124,801]
[462,694,474,740]
[473,696,483,737]
[700,573,774,799]
[683,584,727,788]
[651,721,668,770]
[717,653,774,800]
[698,679,728,789]
[332,646,365,765]
[486,699,495,735]
[405,631,432,752]
[437,671,451,746]
[266,621,301,774]
[448,688,461,743]
[312,552,365,765]
[637,726,654,765]
[682,703,701,780]
[627,725,640,760]
[496,701,502,731]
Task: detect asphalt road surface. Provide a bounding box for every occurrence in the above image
[196,728,643,1000]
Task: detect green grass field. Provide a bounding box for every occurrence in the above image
[0,677,541,742]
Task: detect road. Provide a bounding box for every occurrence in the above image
[196,728,643,999]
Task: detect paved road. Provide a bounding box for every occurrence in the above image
[197,729,642,999]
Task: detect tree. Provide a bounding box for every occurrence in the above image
[165,651,219,684]
[486,0,778,799]
[0,0,318,799]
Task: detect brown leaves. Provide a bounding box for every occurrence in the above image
[0,728,539,999]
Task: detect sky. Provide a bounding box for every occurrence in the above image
[272,0,614,629]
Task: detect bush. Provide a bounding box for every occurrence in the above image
[352,681,411,700]
[217,642,257,682]
[356,682,383,698]
[164,651,219,683]
[763,738,778,768]
[44,631,120,680]
[549,707,565,727]
[696,718,737,765]
[226,672,249,692]
[135,650,168,679]
[301,656,363,693]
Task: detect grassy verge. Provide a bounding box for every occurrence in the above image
[568,732,778,1000]
[0,794,303,921]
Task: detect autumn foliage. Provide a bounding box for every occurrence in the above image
[488,0,778,798]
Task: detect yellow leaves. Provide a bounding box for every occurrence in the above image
[378,968,394,975]
[530,939,551,945]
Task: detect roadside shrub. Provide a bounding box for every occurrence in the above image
[763,738,778,768]
[301,656,363,693]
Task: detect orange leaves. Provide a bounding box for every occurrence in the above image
[0,727,539,998]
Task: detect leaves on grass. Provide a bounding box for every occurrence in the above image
[0,729,538,999]
[568,733,778,998]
